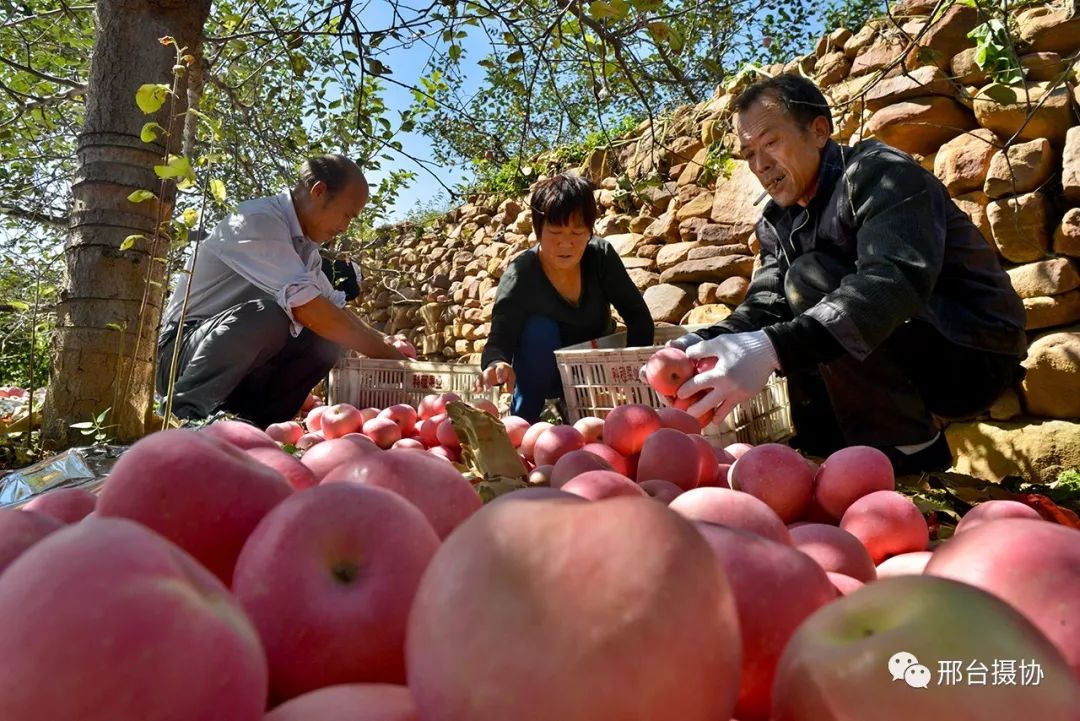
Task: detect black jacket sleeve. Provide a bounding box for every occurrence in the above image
[599,241,655,347]
[480,262,526,369]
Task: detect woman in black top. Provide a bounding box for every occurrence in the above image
[478,173,655,422]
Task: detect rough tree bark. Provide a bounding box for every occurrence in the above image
[43,0,212,449]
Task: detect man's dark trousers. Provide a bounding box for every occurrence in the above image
[156,298,341,428]
[781,251,1023,457]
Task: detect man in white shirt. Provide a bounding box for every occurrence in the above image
[157,154,404,427]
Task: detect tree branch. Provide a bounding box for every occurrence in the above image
[0,204,69,226]
[0,55,85,89]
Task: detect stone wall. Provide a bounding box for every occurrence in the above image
[358,0,1080,481]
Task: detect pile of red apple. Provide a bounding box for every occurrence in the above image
[0,391,1077,721]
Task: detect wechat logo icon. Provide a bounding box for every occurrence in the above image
[889,651,931,689]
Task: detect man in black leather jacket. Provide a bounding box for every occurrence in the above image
[674,74,1027,472]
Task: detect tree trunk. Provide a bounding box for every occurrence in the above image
[43,0,212,449]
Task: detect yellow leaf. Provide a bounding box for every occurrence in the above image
[210,178,227,204]
[119,235,143,251]
[135,84,171,114]
[140,122,165,143]
[127,190,156,203]
[181,208,198,227]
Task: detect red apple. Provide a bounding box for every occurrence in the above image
[604,404,662,457]
[234,484,439,701]
[572,416,605,443]
[0,508,62,576]
[813,446,896,519]
[670,487,792,546]
[643,347,694,396]
[96,429,292,584]
[840,490,928,564]
[772,576,1080,721]
[266,421,305,446]
[0,517,267,721]
[21,487,96,524]
[263,684,418,721]
[407,497,742,721]
[322,404,366,439]
[729,444,814,523]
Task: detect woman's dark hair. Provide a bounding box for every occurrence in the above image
[530,173,597,238]
[297,154,367,197]
[734,73,834,134]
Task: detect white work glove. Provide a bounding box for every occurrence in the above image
[676,330,780,422]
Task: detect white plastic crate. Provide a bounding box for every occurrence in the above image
[554,324,794,447]
[328,357,499,410]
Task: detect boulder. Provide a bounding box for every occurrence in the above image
[972,82,1073,146]
[933,128,999,196]
[989,388,1022,421]
[850,34,907,76]
[678,217,711,243]
[864,66,955,111]
[815,27,853,57]
[676,191,715,221]
[643,212,680,244]
[905,3,979,68]
[643,284,695,324]
[865,97,976,155]
[952,190,992,241]
[682,304,733,326]
[656,242,703,270]
[594,214,632,236]
[947,419,1080,484]
[815,51,852,86]
[715,276,750,305]
[1054,208,1080,257]
[1019,52,1066,82]
[627,269,660,292]
[1063,127,1080,203]
[951,47,988,86]
[687,244,751,261]
[697,282,720,305]
[1023,292,1080,330]
[677,148,710,187]
[709,161,764,244]
[986,192,1050,263]
[1015,5,1080,55]
[983,138,1055,199]
[1006,258,1080,299]
[659,255,756,284]
[1021,328,1080,417]
[629,214,654,233]
[606,232,646,257]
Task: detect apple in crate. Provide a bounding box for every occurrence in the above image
[407,497,742,721]
[264,684,418,721]
[22,487,96,524]
[643,347,695,396]
[0,517,267,721]
[234,484,439,701]
[96,429,293,584]
[771,576,1080,721]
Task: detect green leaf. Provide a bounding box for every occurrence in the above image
[367,58,390,75]
[69,421,94,429]
[448,44,462,62]
[140,122,166,143]
[507,50,525,63]
[1,300,29,312]
[119,234,143,251]
[210,178,227,204]
[127,190,156,203]
[647,21,670,42]
[135,83,171,114]
[104,323,124,331]
[154,154,195,184]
